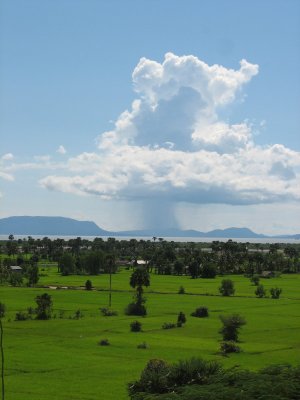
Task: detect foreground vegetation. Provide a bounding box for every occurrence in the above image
[129,358,300,399]
[1,236,300,399]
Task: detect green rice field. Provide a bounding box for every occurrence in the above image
[1,269,300,399]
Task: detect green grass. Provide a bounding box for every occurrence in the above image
[1,270,300,399]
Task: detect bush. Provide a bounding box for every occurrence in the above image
[220,341,241,354]
[162,322,176,329]
[15,311,31,321]
[100,307,118,316]
[178,285,185,294]
[73,309,83,319]
[98,338,110,346]
[255,284,266,298]
[191,307,209,318]
[219,314,246,342]
[270,287,282,299]
[85,279,92,290]
[130,320,142,332]
[137,342,148,349]
[125,302,147,316]
[128,357,222,397]
[177,312,186,326]
[219,279,235,296]
[128,359,170,396]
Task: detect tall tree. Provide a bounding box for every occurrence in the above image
[127,268,150,316]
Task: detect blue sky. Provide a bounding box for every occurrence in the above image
[0,0,300,234]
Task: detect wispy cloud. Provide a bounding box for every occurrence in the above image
[57,145,67,155]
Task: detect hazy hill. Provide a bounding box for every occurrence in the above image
[0,216,109,236]
[0,216,299,239]
[117,227,265,238]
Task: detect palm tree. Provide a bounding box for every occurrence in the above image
[130,268,150,310]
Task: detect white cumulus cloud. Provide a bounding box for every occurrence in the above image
[37,53,299,207]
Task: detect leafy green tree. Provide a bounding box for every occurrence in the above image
[219,279,235,296]
[219,314,246,342]
[27,264,39,287]
[58,253,75,275]
[201,263,217,278]
[173,260,184,275]
[188,261,200,279]
[8,272,23,287]
[35,293,52,320]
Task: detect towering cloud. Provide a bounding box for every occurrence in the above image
[39,53,299,213]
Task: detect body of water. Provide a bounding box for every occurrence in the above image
[0,235,299,244]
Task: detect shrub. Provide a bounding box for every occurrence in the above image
[15,311,30,321]
[168,358,221,387]
[73,309,83,319]
[255,284,266,298]
[128,357,222,397]
[100,307,118,317]
[137,342,148,349]
[220,341,241,354]
[85,279,92,290]
[177,312,186,326]
[219,314,246,342]
[125,302,147,316]
[270,287,282,299]
[162,322,176,329]
[219,279,235,296]
[191,307,209,318]
[130,320,142,332]
[128,359,170,396]
[178,285,185,294]
[98,338,110,346]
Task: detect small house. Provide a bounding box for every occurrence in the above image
[9,265,23,273]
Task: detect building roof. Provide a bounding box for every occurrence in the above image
[10,265,22,271]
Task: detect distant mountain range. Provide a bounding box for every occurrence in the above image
[0,216,299,239]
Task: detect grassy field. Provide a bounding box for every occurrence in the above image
[1,269,300,399]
